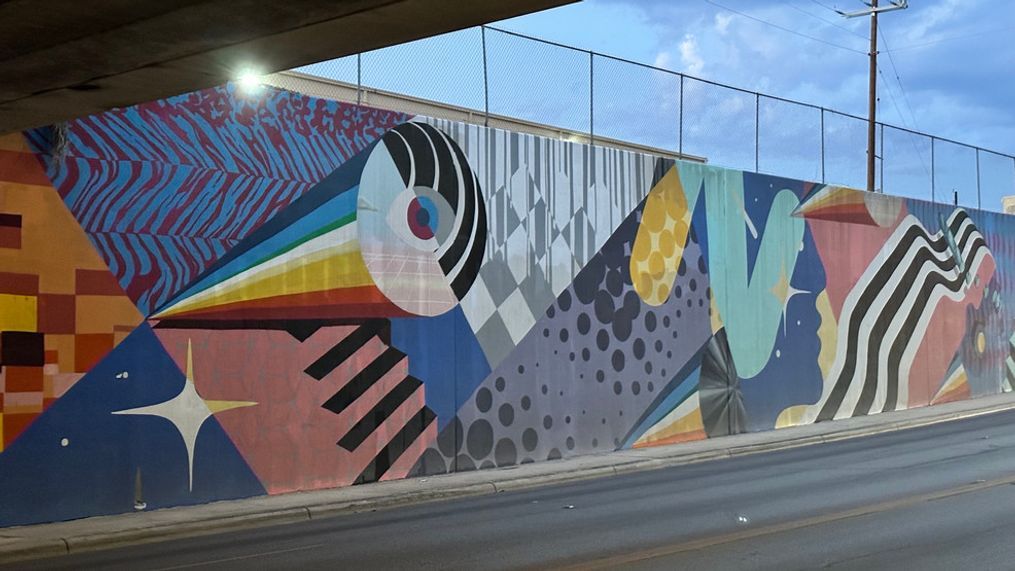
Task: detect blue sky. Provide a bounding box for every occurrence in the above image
[496,0,1013,154]
[491,0,1015,207]
[297,0,1015,208]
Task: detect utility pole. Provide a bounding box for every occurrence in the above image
[839,0,908,192]
[866,0,878,193]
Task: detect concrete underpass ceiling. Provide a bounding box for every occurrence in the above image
[0,0,574,133]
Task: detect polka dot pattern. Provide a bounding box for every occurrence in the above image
[630,166,692,306]
[417,187,712,474]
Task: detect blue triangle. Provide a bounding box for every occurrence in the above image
[391,307,491,431]
[0,324,265,527]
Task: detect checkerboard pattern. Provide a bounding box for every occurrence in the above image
[0,134,141,449]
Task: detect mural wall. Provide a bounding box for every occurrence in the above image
[0,84,1009,526]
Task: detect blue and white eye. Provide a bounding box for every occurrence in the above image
[407,195,437,240]
[384,187,453,251]
[357,122,487,316]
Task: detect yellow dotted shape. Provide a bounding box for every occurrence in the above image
[631,165,691,306]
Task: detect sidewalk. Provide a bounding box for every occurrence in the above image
[4,393,1015,564]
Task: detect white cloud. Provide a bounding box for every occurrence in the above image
[653,50,673,69]
[899,0,965,43]
[679,33,704,74]
[715,12,733,35]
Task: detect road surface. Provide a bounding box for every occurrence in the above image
[11,408,1015,570]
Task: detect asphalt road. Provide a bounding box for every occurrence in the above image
[12,409,1015,571]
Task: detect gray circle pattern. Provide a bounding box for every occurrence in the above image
[418,197,713,474]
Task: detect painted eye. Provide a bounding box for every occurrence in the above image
[407,195,438,240]
[385,187,451,252]
[357,121,486,316]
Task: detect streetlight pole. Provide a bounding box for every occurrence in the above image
[838,0,908,192]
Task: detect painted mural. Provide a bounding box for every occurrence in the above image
[0,83,1010,527]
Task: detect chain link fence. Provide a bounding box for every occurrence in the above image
[288,25,1015,213]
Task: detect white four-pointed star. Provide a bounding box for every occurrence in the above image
[112,340,255,491]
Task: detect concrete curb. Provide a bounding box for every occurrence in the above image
[4,394,1015,564]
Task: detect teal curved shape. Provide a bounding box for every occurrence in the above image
[703,170,804,379]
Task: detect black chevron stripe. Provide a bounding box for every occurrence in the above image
[355,407,436,484]
[416,123,460,211]
[321,347,405,415]
[852,244,960,415]
[818,223,952,420]
[878,236,986,413]
[818,213,977,420]
[438,130,478,282]
[852,234,986,416]
[384,128,412,187]
[337,375,423,451]
[449,174,487,300]
[397,123,436,190]
[304,320,388,381]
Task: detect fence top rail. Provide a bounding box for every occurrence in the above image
[476,24,1014,162]
[878,121,1011,158]
[483,24,592,55]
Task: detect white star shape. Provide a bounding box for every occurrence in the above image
[113,340,256,491]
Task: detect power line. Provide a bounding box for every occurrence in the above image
[789,3,868,40]
[876,68,906,128]
[875,25,932,184]
[807,0,841,13]
[877,64,932,180]
[703,0,868,55]
[878,27,920,131]
[888,26,1015,52]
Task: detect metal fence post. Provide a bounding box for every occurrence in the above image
[589,51,594,145]
[820,108,825,184]
[975,148,981,210]
[678,75,684,158]
[879,123,884,193]
[1011,155,1015,212]
[755,93,760,173]
[931,136,936,203]
[481,26,489,127]
[356,53,362,106]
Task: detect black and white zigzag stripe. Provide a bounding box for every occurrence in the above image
[381,121,487,300]
[811,209,990,421]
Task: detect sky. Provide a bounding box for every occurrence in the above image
[486,0,1015,206]
[496,0,1013,152]
[297,0,1015,209]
